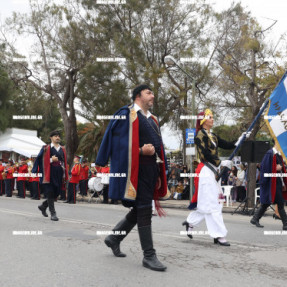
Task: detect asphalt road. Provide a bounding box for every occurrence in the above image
[0,197,287,287]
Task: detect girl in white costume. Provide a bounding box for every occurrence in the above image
[183,109,235,246]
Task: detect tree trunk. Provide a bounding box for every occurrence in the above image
[247,162,257,208]
[59,105,79,168]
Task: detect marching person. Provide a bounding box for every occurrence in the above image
[16,157,28,198]
[96,84,170,271]
[79,159,89,196]
[30,159,41,200]
[250,140,287,230]
[4,161,14,197]
[101,164,110,204]
[182,109,236,246]
[32,130,68,221]
[0,159,5,196]
[65,155,81,204]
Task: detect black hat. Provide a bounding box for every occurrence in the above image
[132,84,152,101]
[50,130,61,137]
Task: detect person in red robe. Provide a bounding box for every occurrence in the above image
[16,157,28,198]
[0,159,5,196]
[32,130,69,221]
[250,140,287,230]
[96,84,169,272]
[65,155,81,204]
[79,159,89,196]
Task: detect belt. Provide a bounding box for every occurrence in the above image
[139,155,157,165]
[203,161,219,180]
[51,161,63,167]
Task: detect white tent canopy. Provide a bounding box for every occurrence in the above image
[0,128,45,158]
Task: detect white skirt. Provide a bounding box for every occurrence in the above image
[197,165,223,213]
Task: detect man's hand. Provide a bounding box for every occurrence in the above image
[141,144,155,156]
[52,155,59,162]
[276,164,282,172]
[157,177,161,189]
[235,131,251,146]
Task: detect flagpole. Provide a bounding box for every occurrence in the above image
[227,98,269,161]
[217,71,287,180]
[229,70,287,160]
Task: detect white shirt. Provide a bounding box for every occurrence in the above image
[51,143,61,152]
[50,143,61,163]
[134,103,152,118]
[273,147,281,155]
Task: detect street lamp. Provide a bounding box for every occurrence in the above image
[164,55,196,82]
[164,55,196,201]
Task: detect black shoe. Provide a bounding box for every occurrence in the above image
[138,225,167,271]
[250,205,267,228]
[273,214,281,220]
[38,204,48,217]
[104,236,126,257]
[182,221,193,239]
[47,198,59,221]
[278,207,287,230]
[214,238,230,246]
[104,218,135,257]
[142,254,167,271]
[250,218,264,228]
[51,213,59,221]
[63,200,69,203]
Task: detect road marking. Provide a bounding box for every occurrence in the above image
[0,207,276,249]
[0,207,112,228]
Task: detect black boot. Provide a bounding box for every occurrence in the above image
[48,198,59,221]
[138,225,166,271]
[250,205,267,228]
[278,208,287,230]
[38,200,48,217]
[104,218,135,257]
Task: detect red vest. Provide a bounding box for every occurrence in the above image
[70,163,81,184]
[79,165,89,181]
[0,165,4,180]
[17,164,28,181]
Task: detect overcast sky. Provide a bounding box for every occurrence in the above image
[1,0,286,149]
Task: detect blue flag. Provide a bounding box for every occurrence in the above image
[265,72,287,162]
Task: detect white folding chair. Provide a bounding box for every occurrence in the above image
[254,187,260,205]
[222,185,233,207]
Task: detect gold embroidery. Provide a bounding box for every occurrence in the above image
[130,109,137,122]
[127,182,136,198]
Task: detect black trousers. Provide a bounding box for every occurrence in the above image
[31,182,40,199]
[102,185,109,203]
[41,183,58,211]
[5,179,13,197]
[122,161,159,226]
[43,184,58,199]
[17,180,26,198]
[67,182,77,203]
[79,179,88,196]
[59,186,67,200]
[0,180,4,195]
